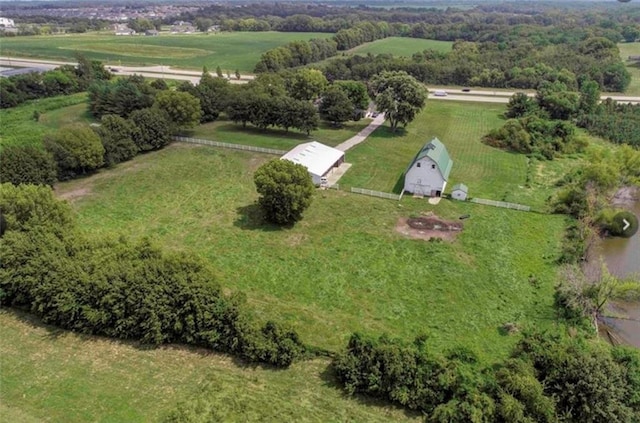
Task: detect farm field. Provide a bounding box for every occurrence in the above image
[5,97,574,422]
[618,42,640,96]
[0,31,333,71]
[0,311,418,423]
[349,37,453,56]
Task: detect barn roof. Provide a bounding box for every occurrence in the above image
[281,141,344,177]
[452,183,468,193]
[408,138,453,181]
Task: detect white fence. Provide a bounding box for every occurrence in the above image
[174,136,287,155]
[470,197,531,212]
[351,187,401,201]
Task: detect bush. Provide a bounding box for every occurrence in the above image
[0,184,305,367]
[0,145,57,186]
[44,124,105,180]
[94,114,139,167]
[129,108,173,152]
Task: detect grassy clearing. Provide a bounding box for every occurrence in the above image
[350,37,453,56]
[0,32,333,71]
[618,42,640,96]
[56,143,565,360]
[0,311,418,423]
[0,93,91,149]
[184,117,371,149]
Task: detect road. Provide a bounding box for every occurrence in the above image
[2,56,639,104]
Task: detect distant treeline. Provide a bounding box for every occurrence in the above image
[0,56,111,108]
[317,36,630,92]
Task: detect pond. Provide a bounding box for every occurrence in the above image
[598,200,640,348]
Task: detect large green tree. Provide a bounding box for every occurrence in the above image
[0,145,57,186]
[319,86,354,126]
[129,108,172,152]
[254,159,315,225]
[93,114,139,167]
[286,68,328,101]
[44,124,104,180]
[369,71,427,131]
[153,90,201,129]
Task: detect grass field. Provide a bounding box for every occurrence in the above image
[0,93,91,149]
[340,100,565,210]
[5,99,573,421]
[0,32,333,71]
[349,37,453,56]
[0,311,419,423]
[185,117,372,149]
[618,42,640,96]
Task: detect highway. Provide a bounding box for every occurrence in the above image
[2,56,639,104]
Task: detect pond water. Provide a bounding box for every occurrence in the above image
[598,201,640,348]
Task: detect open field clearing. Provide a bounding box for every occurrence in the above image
[185,117,372,149]
[618,42,640,96]
[0,311,419,423]
[349,37,453,56]
[0,93,90,149]
[55,143,565,359]
[0,32,333,71]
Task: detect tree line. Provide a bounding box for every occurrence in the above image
[0,183,307,367]
[0,55,111,108]
[318,36,629,92]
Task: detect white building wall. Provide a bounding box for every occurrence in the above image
[0,17,15,27]
[404,157,446,196]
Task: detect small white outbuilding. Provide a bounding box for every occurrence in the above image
[281,141,345,185]
[451,183,469,201]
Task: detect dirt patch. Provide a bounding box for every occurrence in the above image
[612,186,639,207]
[56,187,92,202]
[395,213,463,241]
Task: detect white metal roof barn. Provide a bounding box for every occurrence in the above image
[281,141,345,185]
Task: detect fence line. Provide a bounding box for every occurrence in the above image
[470,197,531,211]
[351,187,401,201]
[174,136,287,155]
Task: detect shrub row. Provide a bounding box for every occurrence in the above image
[334,331,640,422]
[0,183,305,367]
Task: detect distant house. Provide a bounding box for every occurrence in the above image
[402,138,453,197]
[114,24,135,36]
[451,183,468,201]
[0,17,15,28]
[281,141,345,186]
[145,29,159,36]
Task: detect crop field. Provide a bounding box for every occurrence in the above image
[0,31,333,71]
[0,311,418,423]
[349,37,453,56]
[618,42,640,96]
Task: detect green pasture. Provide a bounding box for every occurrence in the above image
[0,93,91,149]
[618,42,640,96]
[185,117,371,149]
[0,32,333,71]
[56,142,565,359]
[349,37,453,56]
[0,311,418,423]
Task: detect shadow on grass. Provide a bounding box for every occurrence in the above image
[367,125,407,140]
[319,363,423,420]
[234,203,286,231]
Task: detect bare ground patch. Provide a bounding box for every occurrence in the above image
[395,212,463,241]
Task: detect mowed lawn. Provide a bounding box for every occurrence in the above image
[618,42,640,96]
[350,37,453,56]
[0,31,333,71]
[56,143,565,360]
[185,117,372,149]
[0,311,419,423]
[340,101,546,206]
